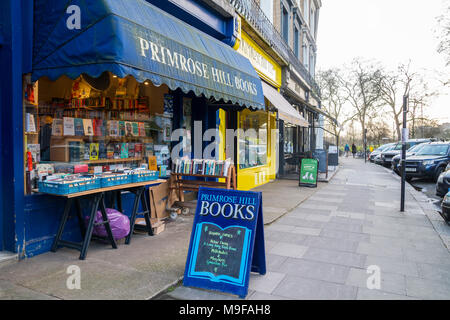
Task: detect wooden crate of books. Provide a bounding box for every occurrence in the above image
[170,158,236,202]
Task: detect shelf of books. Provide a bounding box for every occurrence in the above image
[170,158,236,201]
[23,73,173,194]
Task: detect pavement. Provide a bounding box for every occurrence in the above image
[163,157,450,300]
[1,157,450,300]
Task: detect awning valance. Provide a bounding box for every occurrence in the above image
[32,0,265,110]
[261,82,309,127]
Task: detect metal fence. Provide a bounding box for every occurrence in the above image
[229,0,320,95]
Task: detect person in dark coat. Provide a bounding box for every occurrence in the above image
[351,143,357,158]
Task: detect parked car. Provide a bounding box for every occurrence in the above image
[380,139,432,168]
[391,142,431,174]
[374,154,384,165]
[401,142,450,182]
[368,143,395,163]
[374,144,397,165]
[441,191,450,222]
[436,163,450,197]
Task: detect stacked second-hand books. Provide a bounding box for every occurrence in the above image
[173,157,233,176]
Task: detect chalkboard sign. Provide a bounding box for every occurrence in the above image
[183,187,266,298]
[299,158,319,188]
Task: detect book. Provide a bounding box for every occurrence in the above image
[113,143,121,159]
[138,122,146,137]
[82,119,94,136]
[125,122,133,136]
[27,144,40,162]
[89,143,99,161]
[135,143,143,158]
[26,113,36,132]
[128,143,135,158]
[63,117,75,136]
[144,143,154,157]
[74,118,84,136]
[93,119,103,136]
[108,120,119,137]
[120,143,129,158]
[83,143,90,160]
[52,119,63,136]
[106,142,115,159]
[148,156,157,171]
[132,122,139,136]
[118,121,125,136]
[98,142,107,159]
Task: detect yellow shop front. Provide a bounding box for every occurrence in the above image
[233,29,282,190]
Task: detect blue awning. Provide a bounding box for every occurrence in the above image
[32,0,265,110]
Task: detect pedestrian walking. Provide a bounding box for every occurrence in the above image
[344,143,350,157]
[352,143,357,158]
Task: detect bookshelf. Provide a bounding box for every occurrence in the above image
[170,165,236,202]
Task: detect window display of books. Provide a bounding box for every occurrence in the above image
[173,158,233,177]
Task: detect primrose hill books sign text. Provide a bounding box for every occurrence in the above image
[137,37,259,97]
[184,187,266,298]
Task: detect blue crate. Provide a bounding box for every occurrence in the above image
[38,180,82,195]
[133,171,156,182]
[85,178,101,191]
[100,174,129,187]
[100,175,119,188]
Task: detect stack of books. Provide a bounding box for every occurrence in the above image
[173,158,232,177]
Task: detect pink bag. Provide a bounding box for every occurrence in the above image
[85,208,130,240]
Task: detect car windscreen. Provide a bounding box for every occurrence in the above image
[407,143,425,152]
[383,145,396,152]
[377,144,393,152]
[415,144,449,156]
[393,143,403,151]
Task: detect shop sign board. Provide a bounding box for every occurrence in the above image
[183,187,266,298]
[299,158,318,188]
[237,31,282,88]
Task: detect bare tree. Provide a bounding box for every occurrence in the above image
[408,79,438,139]
[317,68,355,147]
[342,58,383,149]
[437,1,450,70]
[378,63,415,141]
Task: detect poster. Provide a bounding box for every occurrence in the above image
[299,158,318,188]
[163,94,174,117]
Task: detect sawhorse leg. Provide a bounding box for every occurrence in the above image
[98,195,118,251]
[51,198,73,252]
[125,187,153,245]
[80,193,117,260]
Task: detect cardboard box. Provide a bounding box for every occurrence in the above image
[134,218,165,234]
[148,180,173,219]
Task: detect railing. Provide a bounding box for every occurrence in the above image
[229,0,320,96]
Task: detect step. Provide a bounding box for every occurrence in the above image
[0,251,18,268]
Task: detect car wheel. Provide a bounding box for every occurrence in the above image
[435,166,444,182]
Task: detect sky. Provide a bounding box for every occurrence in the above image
[316,0,450,124]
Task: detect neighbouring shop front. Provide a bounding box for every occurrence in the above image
[230,26,308,190]
[1,0,266,257]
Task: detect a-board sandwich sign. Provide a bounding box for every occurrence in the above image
[299,158,319,188]
[183,187,266,298]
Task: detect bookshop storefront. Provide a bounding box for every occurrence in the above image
[6,0,265,257]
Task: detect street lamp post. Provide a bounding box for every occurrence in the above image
[400,95,409,212]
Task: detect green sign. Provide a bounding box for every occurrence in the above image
[299,158,318,188]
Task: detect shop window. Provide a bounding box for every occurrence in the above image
[23,72,173,194]
[238,110,268,170]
